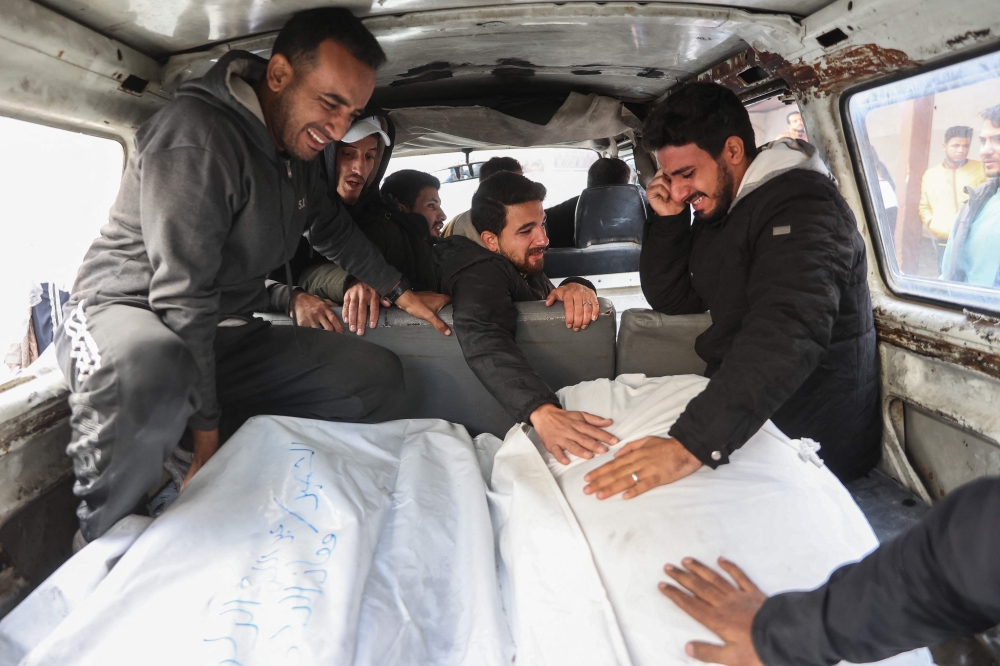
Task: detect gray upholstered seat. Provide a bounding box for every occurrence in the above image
[544,184,646,278]
[615,309,712,378]
[257,298,617,437]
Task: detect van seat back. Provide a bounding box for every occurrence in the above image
[257,298,616,437]
[615,309,711,377]
[543,185,645,278]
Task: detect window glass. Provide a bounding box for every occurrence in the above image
[0,117,124,380]
[847,50,1000,312]
[384,147,599,221]
[746,97,807,147]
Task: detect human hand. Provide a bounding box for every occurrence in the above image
[545,282,599,331]
[659,557,767,666]
[646,169,687,217]
[395,289,452,336]
[181,428,220,490]
[290,291,343,332]
[343,279,388,336]
[583,436,702,499]
[529,403,618,465]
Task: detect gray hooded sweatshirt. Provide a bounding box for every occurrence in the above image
[66,51,402,430]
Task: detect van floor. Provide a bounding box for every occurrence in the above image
[844,468,930,543]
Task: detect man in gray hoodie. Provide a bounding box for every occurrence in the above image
[55,8,450,543]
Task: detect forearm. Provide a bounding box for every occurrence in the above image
[456,315,559,422]
[639,209,705,314]
[753,477,1000,666]
[307,196,401,295]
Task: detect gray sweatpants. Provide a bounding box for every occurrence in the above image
[54,301,404,540]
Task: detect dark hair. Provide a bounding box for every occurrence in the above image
[981,104,1000,129]
[471,172,547,236]
[945,126,974,142]
[479,156,523,181]
[787,110,802,123]
[381,170,440,208]
[643,82,759,160]
[272,8,387,72]
[587,157,631,188]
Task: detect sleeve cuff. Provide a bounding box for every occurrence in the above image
[518,394,561,425]
[668,418,729,468]
[559,276,597,292]
[187,411,220,431]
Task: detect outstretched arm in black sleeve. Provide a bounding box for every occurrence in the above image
[657,476,1000,666]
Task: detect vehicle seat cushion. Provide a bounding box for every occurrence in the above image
[615,309,711,377]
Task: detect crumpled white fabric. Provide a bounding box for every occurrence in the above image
[9,417,512,666]
[489,374,933,666]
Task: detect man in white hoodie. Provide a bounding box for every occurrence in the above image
[584,83,878,500]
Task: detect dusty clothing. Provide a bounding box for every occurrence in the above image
[436,236,593,423]
[640,139,879,481]
[942,177,1000,286]
[297,115,439,301]
[918,160,987,239]
[754,477,1000,666]
[54,301,403,540]
[64,51,401,430]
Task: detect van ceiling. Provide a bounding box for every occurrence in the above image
[34,1,833,105]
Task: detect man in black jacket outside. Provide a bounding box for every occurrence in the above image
[584,82,878,500]
[297,113,444,335]
[657,476,1000,666]
[436,172,620,463]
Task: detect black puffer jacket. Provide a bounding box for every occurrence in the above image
[640,140,880,481]
[437,236,594,422]
[289,111,439,300]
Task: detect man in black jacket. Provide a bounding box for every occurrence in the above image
[297,113,445,335]
[657,476,1000,666]
[584,82,878,500]
[436,172,620,463]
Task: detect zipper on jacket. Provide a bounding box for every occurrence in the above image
[286,160,292,179]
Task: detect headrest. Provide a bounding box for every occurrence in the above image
[574,185,646,248]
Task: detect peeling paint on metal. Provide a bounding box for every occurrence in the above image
[877,322,1000,380]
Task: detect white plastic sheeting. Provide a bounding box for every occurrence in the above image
[5,417,512,666]
[488,374,934,666]
[390,92,639,155]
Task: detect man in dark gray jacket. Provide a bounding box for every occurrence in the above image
[658,476,1000,666]
[56,9,450,543]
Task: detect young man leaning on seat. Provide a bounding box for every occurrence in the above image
[436,172,622,464]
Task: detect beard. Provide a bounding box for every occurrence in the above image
[692,159,736,225]
[498,241,545,275]
[269,81,314,162]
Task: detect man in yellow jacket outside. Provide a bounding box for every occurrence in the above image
[919,125,987,268]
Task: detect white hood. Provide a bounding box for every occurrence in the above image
[731,138,836,211]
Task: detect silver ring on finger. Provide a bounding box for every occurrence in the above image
[631,472,640,484]
[583,301,593,306]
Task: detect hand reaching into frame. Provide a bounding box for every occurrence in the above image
[659,556,767,666]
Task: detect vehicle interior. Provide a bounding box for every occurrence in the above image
[1,0,999,661]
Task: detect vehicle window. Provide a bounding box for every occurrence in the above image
[746,97,807,146]
[384,148,599,220]
[847,50,1000,313]
[0,117,123,380]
